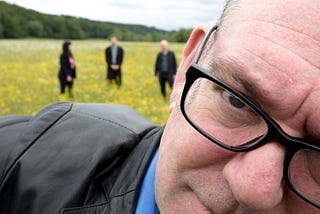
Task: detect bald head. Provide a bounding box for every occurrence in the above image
[160,40,169,54]
[207,0,320,70]
[217,0,320,39]
[216,0,239,27]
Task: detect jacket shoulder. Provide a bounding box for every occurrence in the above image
[70,102,157,136]
[0,115,31,181]
[0,102,159,213]
[0,102,157,164]
[169,50,175,56]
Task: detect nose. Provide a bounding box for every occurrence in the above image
[223,141,286,210]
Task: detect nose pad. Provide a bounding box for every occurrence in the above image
[223,142,286,210]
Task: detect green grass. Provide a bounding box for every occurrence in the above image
[0,39,184,125]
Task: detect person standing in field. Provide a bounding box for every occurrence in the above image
[154,40,177,98]
[58,41,76,98]
[105,36,124,87]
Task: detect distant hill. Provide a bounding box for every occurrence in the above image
[0,1,192,42]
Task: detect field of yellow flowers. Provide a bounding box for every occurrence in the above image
[0,39,184,125]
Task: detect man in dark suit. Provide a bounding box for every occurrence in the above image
[105,36,124,87]
[154,40,177,98]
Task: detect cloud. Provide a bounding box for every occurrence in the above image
[4,0,226,30]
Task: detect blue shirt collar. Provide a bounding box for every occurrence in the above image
[135,148,160,214]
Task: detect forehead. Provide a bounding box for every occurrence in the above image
[212,21,320,80]
[161,41,168,46]
[198,21,320,121]
[216,0,320,70]
[206,0,320,97]
[223,0,320,31]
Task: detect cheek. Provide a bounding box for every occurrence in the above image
[179,131,233,170]
[285,185,319,212]
[160,110,233,174]
[157,111,237,211]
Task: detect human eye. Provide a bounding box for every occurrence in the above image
[220,90,254,115]
[184,77,268,142]
[222,91,246,109]
[216,89,262,127]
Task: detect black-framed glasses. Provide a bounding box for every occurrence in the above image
[180,25,320,209]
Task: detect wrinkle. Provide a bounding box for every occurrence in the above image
[240,45,312,119]
[291,87,312,118]
[247,32,320,71]
[243,19,320,45]
[242,26,317,117]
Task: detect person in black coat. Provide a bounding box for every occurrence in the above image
[105,36,124,87]
[154,40,177,98]
[58,41,76,97]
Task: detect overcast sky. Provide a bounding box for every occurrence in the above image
[4,0,226,31]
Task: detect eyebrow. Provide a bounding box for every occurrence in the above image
[208,58,264,101]
[231,72,259,97]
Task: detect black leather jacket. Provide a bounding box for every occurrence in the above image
[0,103,162,214]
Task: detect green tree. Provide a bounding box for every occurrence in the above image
[174,28,192,43]
[65,19,84,39]
[27,20,43,37]
[0,21,3,38]
[2,15,24,38]
[0,1,176,41]
[122,31,135,41]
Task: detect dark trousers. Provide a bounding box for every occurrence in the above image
[159,72,173,97]
[114,71,121,86]
[59,78,73,94]
[107,69,122,86]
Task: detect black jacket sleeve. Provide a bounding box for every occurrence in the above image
[105,47,110,65]
[0,116,31,180]
[170,51,177,75]
[118,47,124,66]
[155,53,160,76]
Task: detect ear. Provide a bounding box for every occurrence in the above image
[169,25,208,113]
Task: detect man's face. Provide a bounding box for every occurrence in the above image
[161,41,168,53]
[111,37,117,46]
[156,0,320,213]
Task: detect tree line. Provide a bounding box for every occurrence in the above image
[0,1,192,42]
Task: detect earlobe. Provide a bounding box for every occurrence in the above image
[169,25,208,113]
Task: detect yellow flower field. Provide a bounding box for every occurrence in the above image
[0,39,184,125]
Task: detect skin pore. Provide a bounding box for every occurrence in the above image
[156,0,320,213]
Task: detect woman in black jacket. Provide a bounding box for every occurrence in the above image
[58,41,76,98]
